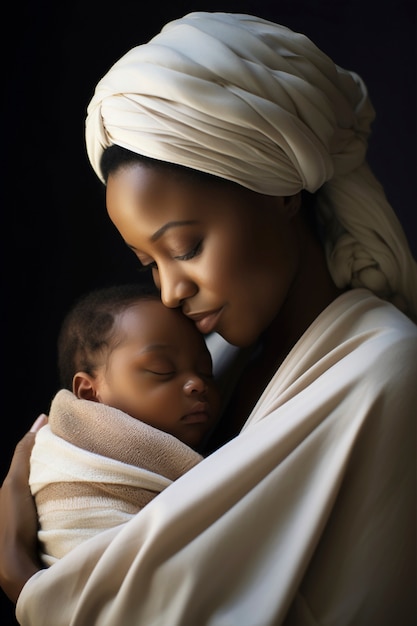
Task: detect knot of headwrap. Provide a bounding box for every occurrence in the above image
[85,11,417,320]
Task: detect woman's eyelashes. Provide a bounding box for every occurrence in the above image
[137,240,203,272]
[174,240,203,261]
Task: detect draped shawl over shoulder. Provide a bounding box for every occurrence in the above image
[85,12,417,319]
[17,289,417,625]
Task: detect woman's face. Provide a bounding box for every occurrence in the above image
[106,164,302,347]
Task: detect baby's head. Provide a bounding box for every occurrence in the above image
[57,283,221,448]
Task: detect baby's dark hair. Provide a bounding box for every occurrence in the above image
[57,282,160,390]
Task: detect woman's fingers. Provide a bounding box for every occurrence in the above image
[0,415,48,602]
[29,414,48,433]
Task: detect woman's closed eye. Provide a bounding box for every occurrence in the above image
[174,240,203,261]
[137,240,203,273]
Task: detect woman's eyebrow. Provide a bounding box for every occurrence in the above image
[124,220,200,252]
[150,220,199,242]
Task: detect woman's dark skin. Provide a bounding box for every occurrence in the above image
[0,154,343,604]
[0,415,47,602]
[210,226,342,448]
[103,159,342,445]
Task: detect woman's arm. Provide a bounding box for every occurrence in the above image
[0,415,47,603]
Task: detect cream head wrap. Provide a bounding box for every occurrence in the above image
[86,12,417,320]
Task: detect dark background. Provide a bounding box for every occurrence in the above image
[1,1,415,623]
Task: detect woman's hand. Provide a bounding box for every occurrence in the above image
[0,415,47,603]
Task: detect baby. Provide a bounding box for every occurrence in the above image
[29,283,221,565]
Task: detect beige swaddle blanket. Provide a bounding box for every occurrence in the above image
[29,389,203,565]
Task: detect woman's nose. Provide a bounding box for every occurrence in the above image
[158,265,196,309]
[183,376,207,395]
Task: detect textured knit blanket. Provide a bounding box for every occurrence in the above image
[29,389,203,565]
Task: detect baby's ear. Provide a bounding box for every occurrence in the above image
[73,372,100,402]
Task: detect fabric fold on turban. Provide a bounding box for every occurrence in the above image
[85,11,417,320]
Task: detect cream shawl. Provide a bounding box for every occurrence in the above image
[85,12,417,320]
[29,389,203,566]
[17,289,417,625]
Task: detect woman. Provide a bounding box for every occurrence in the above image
[1,12,416,626]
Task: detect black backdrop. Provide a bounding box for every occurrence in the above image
[1,1,415,623]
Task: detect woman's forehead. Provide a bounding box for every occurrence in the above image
[106,164,205,222]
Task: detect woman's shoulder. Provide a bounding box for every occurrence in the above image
[315,288,417,342]
[280,288,417,392]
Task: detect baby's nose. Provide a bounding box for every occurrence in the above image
[183,376,206,395]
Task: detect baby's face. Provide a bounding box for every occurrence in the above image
[94,299,221,449]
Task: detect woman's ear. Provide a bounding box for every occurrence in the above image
[73,372,100,402]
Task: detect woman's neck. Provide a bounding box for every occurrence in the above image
[206,222,345,453]
[262,225,344,366]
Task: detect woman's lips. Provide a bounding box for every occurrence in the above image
[188,308,223,334]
